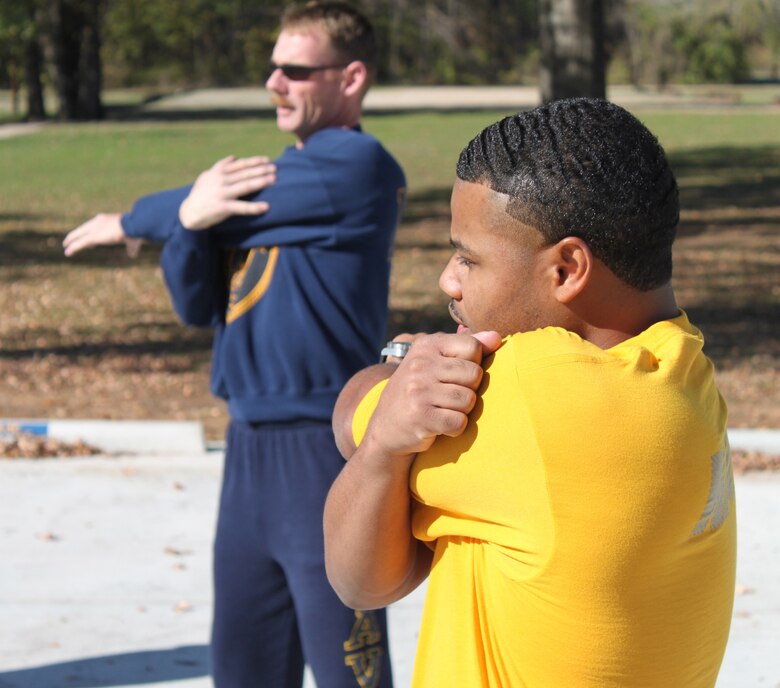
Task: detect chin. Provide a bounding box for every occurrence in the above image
[276,120,296,134]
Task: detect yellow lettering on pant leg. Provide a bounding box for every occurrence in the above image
[343,611,385,686]
[343,610,382,651]
[344,646,384,688]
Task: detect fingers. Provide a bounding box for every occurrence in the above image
[471,330,503,355]
[411,332,488,370]
[225,163,276,185]
[216,155,270,172]
[422,405,471,438]
[363,332,492,457]
[210,155,276,191]
[63,213,124,257]
[224,172,277,200]
[222,200,271,217]
[181,156,276,229]
[63,217,97,248]
[62,225,87,253]
[207,161,276,200]
[63,234,93,256]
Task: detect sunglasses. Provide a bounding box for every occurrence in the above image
[269,62,348,81]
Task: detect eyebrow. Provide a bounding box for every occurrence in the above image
[450,238,474,254]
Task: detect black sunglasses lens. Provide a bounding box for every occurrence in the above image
[284,66,314,80]
[269,64,315,80]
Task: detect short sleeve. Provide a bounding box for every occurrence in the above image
[352,379,390,447]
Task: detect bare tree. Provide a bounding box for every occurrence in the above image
[538,0,606,103]
[48,0,103,120]
[24,27,46,120]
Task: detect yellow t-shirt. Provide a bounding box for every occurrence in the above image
[353,312,735,687]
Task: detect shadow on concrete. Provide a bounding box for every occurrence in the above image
[0,645,208,688]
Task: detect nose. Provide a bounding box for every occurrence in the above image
[266,66,285,91]
[438,255,461,299]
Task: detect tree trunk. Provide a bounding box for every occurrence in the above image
[24,34,46,121]
[50,0,104,120]
[538,0,606,104]
[77,0,103,120]
[50,0,82,119]
[388,0,406,81]
[8,62,19,118]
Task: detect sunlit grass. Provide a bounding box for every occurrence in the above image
[1,105,778,433]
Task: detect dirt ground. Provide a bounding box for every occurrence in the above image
[1,87,778,460]
[0,210,777,444]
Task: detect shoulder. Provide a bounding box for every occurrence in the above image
[304,128,402,169]
[505,327,591,357]
[491,328,606,374]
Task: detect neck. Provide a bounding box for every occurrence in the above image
[296,105,362,148]
[577,283,679,349]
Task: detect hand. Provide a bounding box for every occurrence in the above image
[63,213,143,257]
[363,331,502,460]
[178,155,277,230]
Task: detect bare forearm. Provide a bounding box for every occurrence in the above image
[325,332,502,609]
[324,444,430,609]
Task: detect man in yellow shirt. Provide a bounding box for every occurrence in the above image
[323,98,735,687]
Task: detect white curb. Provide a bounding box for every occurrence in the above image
[0,419,206,455]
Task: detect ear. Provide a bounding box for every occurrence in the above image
[550,236,593,304]
[341,60,369,97]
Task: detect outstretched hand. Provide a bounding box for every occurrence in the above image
[63,213,143,258]
[362,330,502,460]
[178,155,277,230]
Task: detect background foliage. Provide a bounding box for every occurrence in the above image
[1,0,778,120]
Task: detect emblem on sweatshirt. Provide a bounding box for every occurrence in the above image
[226,246,279,323]
[690,435,734,537]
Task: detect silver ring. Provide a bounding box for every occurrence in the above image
[380,341,412,362]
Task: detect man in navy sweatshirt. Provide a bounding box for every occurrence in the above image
[63,3,405,687]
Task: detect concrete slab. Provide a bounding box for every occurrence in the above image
[727,428,780,455]
[0,455,217,688]
[0,454,776,687]
[0,420,206,455]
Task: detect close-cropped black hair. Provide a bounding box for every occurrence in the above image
[456,98,679,291]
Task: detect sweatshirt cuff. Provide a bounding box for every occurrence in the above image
[120,212,143,239]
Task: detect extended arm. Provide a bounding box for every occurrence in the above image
[62,156,276,257]
[63,213,144,257]
[324,331,502,610]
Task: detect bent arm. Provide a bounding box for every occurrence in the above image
[324,437,433,610]
[324,331,502,610]
[332,363,394,461]
[160,227,225,328]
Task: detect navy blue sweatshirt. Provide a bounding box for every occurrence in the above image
[121,127,406,423]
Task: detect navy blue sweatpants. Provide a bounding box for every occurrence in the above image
[210,420,393,688]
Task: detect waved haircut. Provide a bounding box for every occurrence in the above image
[456,98,679,291]
[281,1,377,81]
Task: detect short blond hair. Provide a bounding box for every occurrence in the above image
[281,1,376,78]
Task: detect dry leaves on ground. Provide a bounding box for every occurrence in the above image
[0,432,103,459]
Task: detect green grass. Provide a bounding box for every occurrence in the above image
[1,107,778,432]
[3,109,779,220]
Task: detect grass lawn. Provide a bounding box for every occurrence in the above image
[1,107,778,438]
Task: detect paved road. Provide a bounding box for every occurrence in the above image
[3,83,778,140]
[0,453,777,688]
